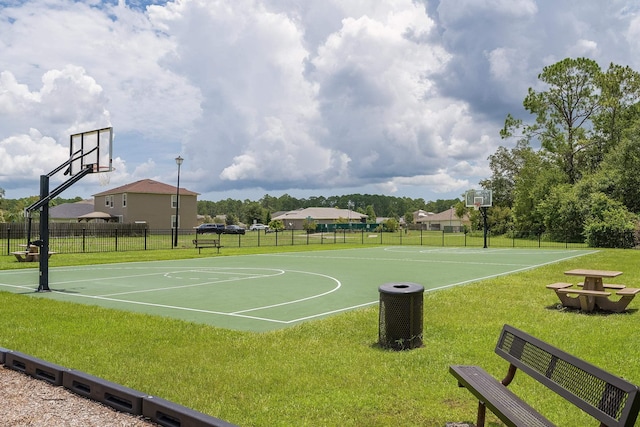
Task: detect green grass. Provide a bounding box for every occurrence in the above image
[1,247,638,426]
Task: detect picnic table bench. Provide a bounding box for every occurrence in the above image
[450,324,640,427]
[192,238,222,254]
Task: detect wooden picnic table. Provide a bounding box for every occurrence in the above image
[563,269,623,292]
[12,245,56,262]
[547,269,639,313]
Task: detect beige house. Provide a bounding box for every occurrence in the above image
[93,179,199,230]
[272,207,367,230]
[413,207,470,232]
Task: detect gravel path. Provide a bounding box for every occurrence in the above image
[0,366,157,426]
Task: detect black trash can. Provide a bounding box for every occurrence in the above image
[378,282,424,350]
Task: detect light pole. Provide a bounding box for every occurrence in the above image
[173,156,183,247]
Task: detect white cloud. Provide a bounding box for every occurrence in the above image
[0,0,639,203]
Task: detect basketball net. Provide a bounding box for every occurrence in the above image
[474,202,481,211]
[94,165,113,187]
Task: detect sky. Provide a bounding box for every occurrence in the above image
[1,0,640,205]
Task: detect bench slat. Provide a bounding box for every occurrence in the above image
[450,365,554,427]
[577,282,626,290]
[555,288,611,296]
[617,288,640,296]
[546,282,573,290]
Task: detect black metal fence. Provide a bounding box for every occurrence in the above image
[1,222,589,255]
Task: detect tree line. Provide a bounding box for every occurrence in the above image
[0,189,460,227]
[197,194,461,227]
[482,57,640,247]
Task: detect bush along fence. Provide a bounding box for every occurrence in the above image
[1,223,590,255]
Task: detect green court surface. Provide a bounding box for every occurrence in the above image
[0,247,596,332]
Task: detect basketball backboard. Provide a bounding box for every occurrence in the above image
[465,189,492,209]
[69,127,113,176]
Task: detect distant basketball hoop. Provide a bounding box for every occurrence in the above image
[465,189,492,249]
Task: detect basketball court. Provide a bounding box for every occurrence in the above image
[0,247,597,332]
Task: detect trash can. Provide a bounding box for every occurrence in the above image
[378,282,424,350]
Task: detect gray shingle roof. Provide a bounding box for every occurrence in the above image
[272,207,367,221]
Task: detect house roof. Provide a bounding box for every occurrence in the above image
[49,200,94,219]
[415,207,469,222]
[93,179,199,197]
[272,207,367,221]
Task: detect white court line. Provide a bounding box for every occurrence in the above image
[0,282,39,291]
[1,248,598,327]
[277,248,598,324]
[98,269,285,297]
[231,270,341,315]
[37,268,342,325]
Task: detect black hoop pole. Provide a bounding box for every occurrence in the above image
[481,207,488,249]
[37,175,50,292]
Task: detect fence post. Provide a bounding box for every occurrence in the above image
[115,228,118,252]
[291,229,294,246]
[6,227,9,255]
[144,228,147,250]
[442,230,445,247]
[82,228,86,253]
[538,232,541,248]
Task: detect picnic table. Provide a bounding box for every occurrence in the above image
[11,245,56,263]
[547,269,640,313]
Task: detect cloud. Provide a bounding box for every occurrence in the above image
[0,0,639,202]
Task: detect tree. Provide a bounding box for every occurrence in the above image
[511,149,563,235]
[597,122,640,213]
[364,205,376,222]
[588,63,640,171]
[242,202,265,225]
[403,212,414,226]
[583,193,637,248]
[537,185,586,242]
[502,57,602,184]
[480,140,534,208]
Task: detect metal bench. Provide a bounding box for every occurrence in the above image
[450,324,640,427]
[192,238,222,254]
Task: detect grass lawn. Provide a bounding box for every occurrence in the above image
[1,246,639,426]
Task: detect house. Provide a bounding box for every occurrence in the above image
[413,207,469,232]
[272,207,367,230]
[93,179,199,230]
[49,200,95,222]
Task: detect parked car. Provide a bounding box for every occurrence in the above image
[249,223,268,231]
[224,225,246,235]
[195,223,225,234]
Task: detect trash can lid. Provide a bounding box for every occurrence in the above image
[378,282,424,295]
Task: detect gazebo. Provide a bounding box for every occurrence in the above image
[77,211,116,222]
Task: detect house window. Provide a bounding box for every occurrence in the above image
[122,193,127,207]
[105,195,113,208]
[171,194,180,208]
[171,215,180,229]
